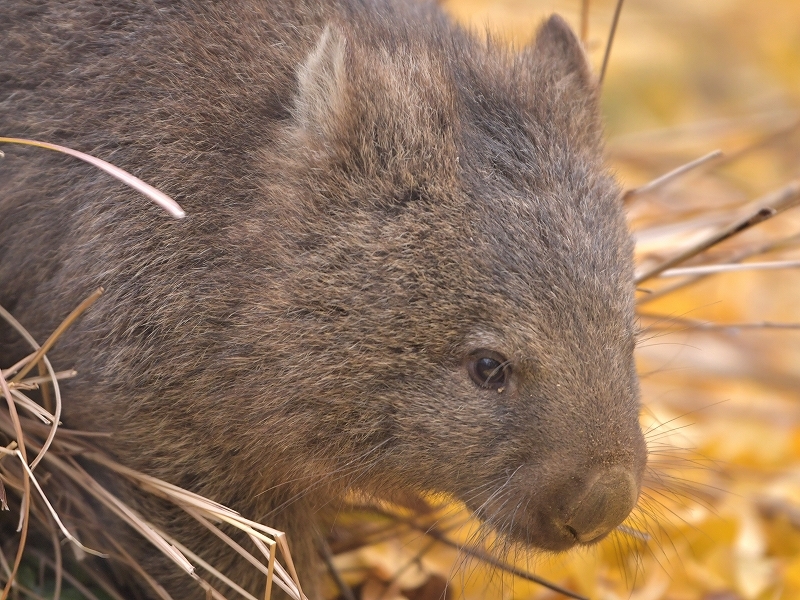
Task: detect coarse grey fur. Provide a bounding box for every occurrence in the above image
[0,0,647,598]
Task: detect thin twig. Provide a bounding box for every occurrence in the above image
[9,370,77,389]
[11,288,104,383]
[1,300,69,472]
[8,389,56,425]
[362,506,589,600]
[638,232,800,305]
[14,450,106,557]
[635,179,800,284]
[623,149,723,202]
[317,534,357,600]
[599,0,625,86]
[639,312,800,331]
[422,527,589,600]
[580,0,590,46]
[660,259,800,278]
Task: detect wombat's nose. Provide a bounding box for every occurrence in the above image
[562,467,638,543]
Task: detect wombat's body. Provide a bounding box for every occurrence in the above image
[1,1,646,598]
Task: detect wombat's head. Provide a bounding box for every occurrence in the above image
[265,12,646,551]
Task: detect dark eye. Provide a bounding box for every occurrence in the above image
[467,350,511,391]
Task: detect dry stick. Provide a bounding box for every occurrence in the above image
[1,352,39,380]
[36,361,53,416]
[13,449,105,557]
[10,371,77,390]
[79,450,301,599]
[638,312,800,331]
[422,527,589,600]
[24,449,192,571]
[22,360,61,470]
[0,471,6,511]
[9,389,56,425]
[623,149,724,203]
[660,259,800,277]
[274,534,304,600]
[88,448,297,595]
[157,533,255,600]
[0,137,185,219]
[82,451,233,513]
[11,414,297,599]
[11,288,104,383]
[635,179,800,285]
[187,508,272,577]
[0,301,71,472]
[598,0,625,86]
[316,535,357,600]
[580,0,590,46]
[249,536,279,600]
[263,538,276,600]
[363,506,588,600]
[186,507,287,600]
[638,231,800,305]
[186,508,280,600]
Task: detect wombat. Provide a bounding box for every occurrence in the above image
[0,0,647,598]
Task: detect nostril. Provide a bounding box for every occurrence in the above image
[564,524,579,541]
[562,468,639,544]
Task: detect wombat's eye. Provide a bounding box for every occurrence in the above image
[467,350,511,391]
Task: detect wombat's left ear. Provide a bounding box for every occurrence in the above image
[295,26,348,136]
[530,15,594,91]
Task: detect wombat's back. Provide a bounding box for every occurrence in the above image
[1,1,646,598]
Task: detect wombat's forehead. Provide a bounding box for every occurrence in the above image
[457,188,633,304]
[344,36,561,136]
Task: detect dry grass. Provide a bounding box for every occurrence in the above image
[0,291,307,600]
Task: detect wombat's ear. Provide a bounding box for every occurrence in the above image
[295,26,348,134]
[530,15,593,92]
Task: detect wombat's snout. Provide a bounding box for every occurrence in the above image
[518,465,641,552]
[560,467,639,544]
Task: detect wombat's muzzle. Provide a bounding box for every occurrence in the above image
[512,463,641,551]
[560,467,639,544]
[472,422,646,551]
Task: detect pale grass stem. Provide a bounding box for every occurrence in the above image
[0,137,185,219]
[623,149,723,203]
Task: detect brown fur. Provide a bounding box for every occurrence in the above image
[0,1,646,598]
